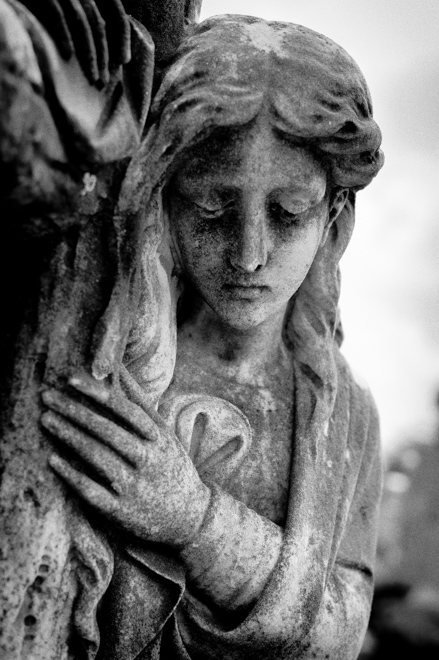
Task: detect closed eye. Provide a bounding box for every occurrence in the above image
[268,201,301,226]
[195,200,235,220]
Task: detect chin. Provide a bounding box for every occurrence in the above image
[212,300,277,332]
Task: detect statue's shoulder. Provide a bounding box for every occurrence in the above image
[333,345,380,451]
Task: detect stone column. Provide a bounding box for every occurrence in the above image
[0,2,201,657]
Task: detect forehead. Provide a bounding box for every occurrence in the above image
[173,122,327,202]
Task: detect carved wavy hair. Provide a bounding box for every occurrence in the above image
[124,14,384,416]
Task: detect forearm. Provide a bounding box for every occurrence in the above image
[179,484,283,615]
[175,559,373,660]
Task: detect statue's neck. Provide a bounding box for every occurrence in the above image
[177,296,288,384]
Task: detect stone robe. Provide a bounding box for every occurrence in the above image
[95,347,382,660]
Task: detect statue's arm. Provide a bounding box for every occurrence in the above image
[41,370,382,657]
[40,371,282,605]
[173,388,382,659]
[177,486,283,615]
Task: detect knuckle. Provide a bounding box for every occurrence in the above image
[136,445,147,466]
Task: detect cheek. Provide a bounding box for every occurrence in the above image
[174,219,225,281]
[273,227,323,290]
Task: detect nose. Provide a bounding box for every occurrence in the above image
[229,200,269,273]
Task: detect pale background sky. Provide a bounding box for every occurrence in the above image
[200,0,439,454]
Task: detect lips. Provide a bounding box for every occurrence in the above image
[224,279,268,288]
[223,283,268,300]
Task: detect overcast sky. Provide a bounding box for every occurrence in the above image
[200,1,439,454]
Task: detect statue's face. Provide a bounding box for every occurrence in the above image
[168,120,333,330]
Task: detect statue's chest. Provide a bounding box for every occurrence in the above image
[164,359,294,526]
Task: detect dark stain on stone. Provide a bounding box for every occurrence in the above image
[23,488,41,508]
[24,615,37,626]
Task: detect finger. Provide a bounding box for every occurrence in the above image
[42,389,149,466]
[94,0,131,68]
[118,368,171,431]
[68,375,162,442]
[119,366,153,413]
[80,0,110,84]
[63,0,100,83]
[19,0,74,60]
[42,410,132,493]
[49,453,120,516]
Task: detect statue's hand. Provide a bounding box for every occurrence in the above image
[41,375,211,549]
[19,0,131,85]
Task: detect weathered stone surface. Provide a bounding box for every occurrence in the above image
[124,0,202,62]
[0,1,185,657]
[1,5,384,659]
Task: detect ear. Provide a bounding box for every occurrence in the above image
[320,188,349,245]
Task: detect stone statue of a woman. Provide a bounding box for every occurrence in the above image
[2,5,384,659]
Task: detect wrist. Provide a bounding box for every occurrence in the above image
[167,480,212,551]
[187,480,213,545]
[178,484,283,612]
